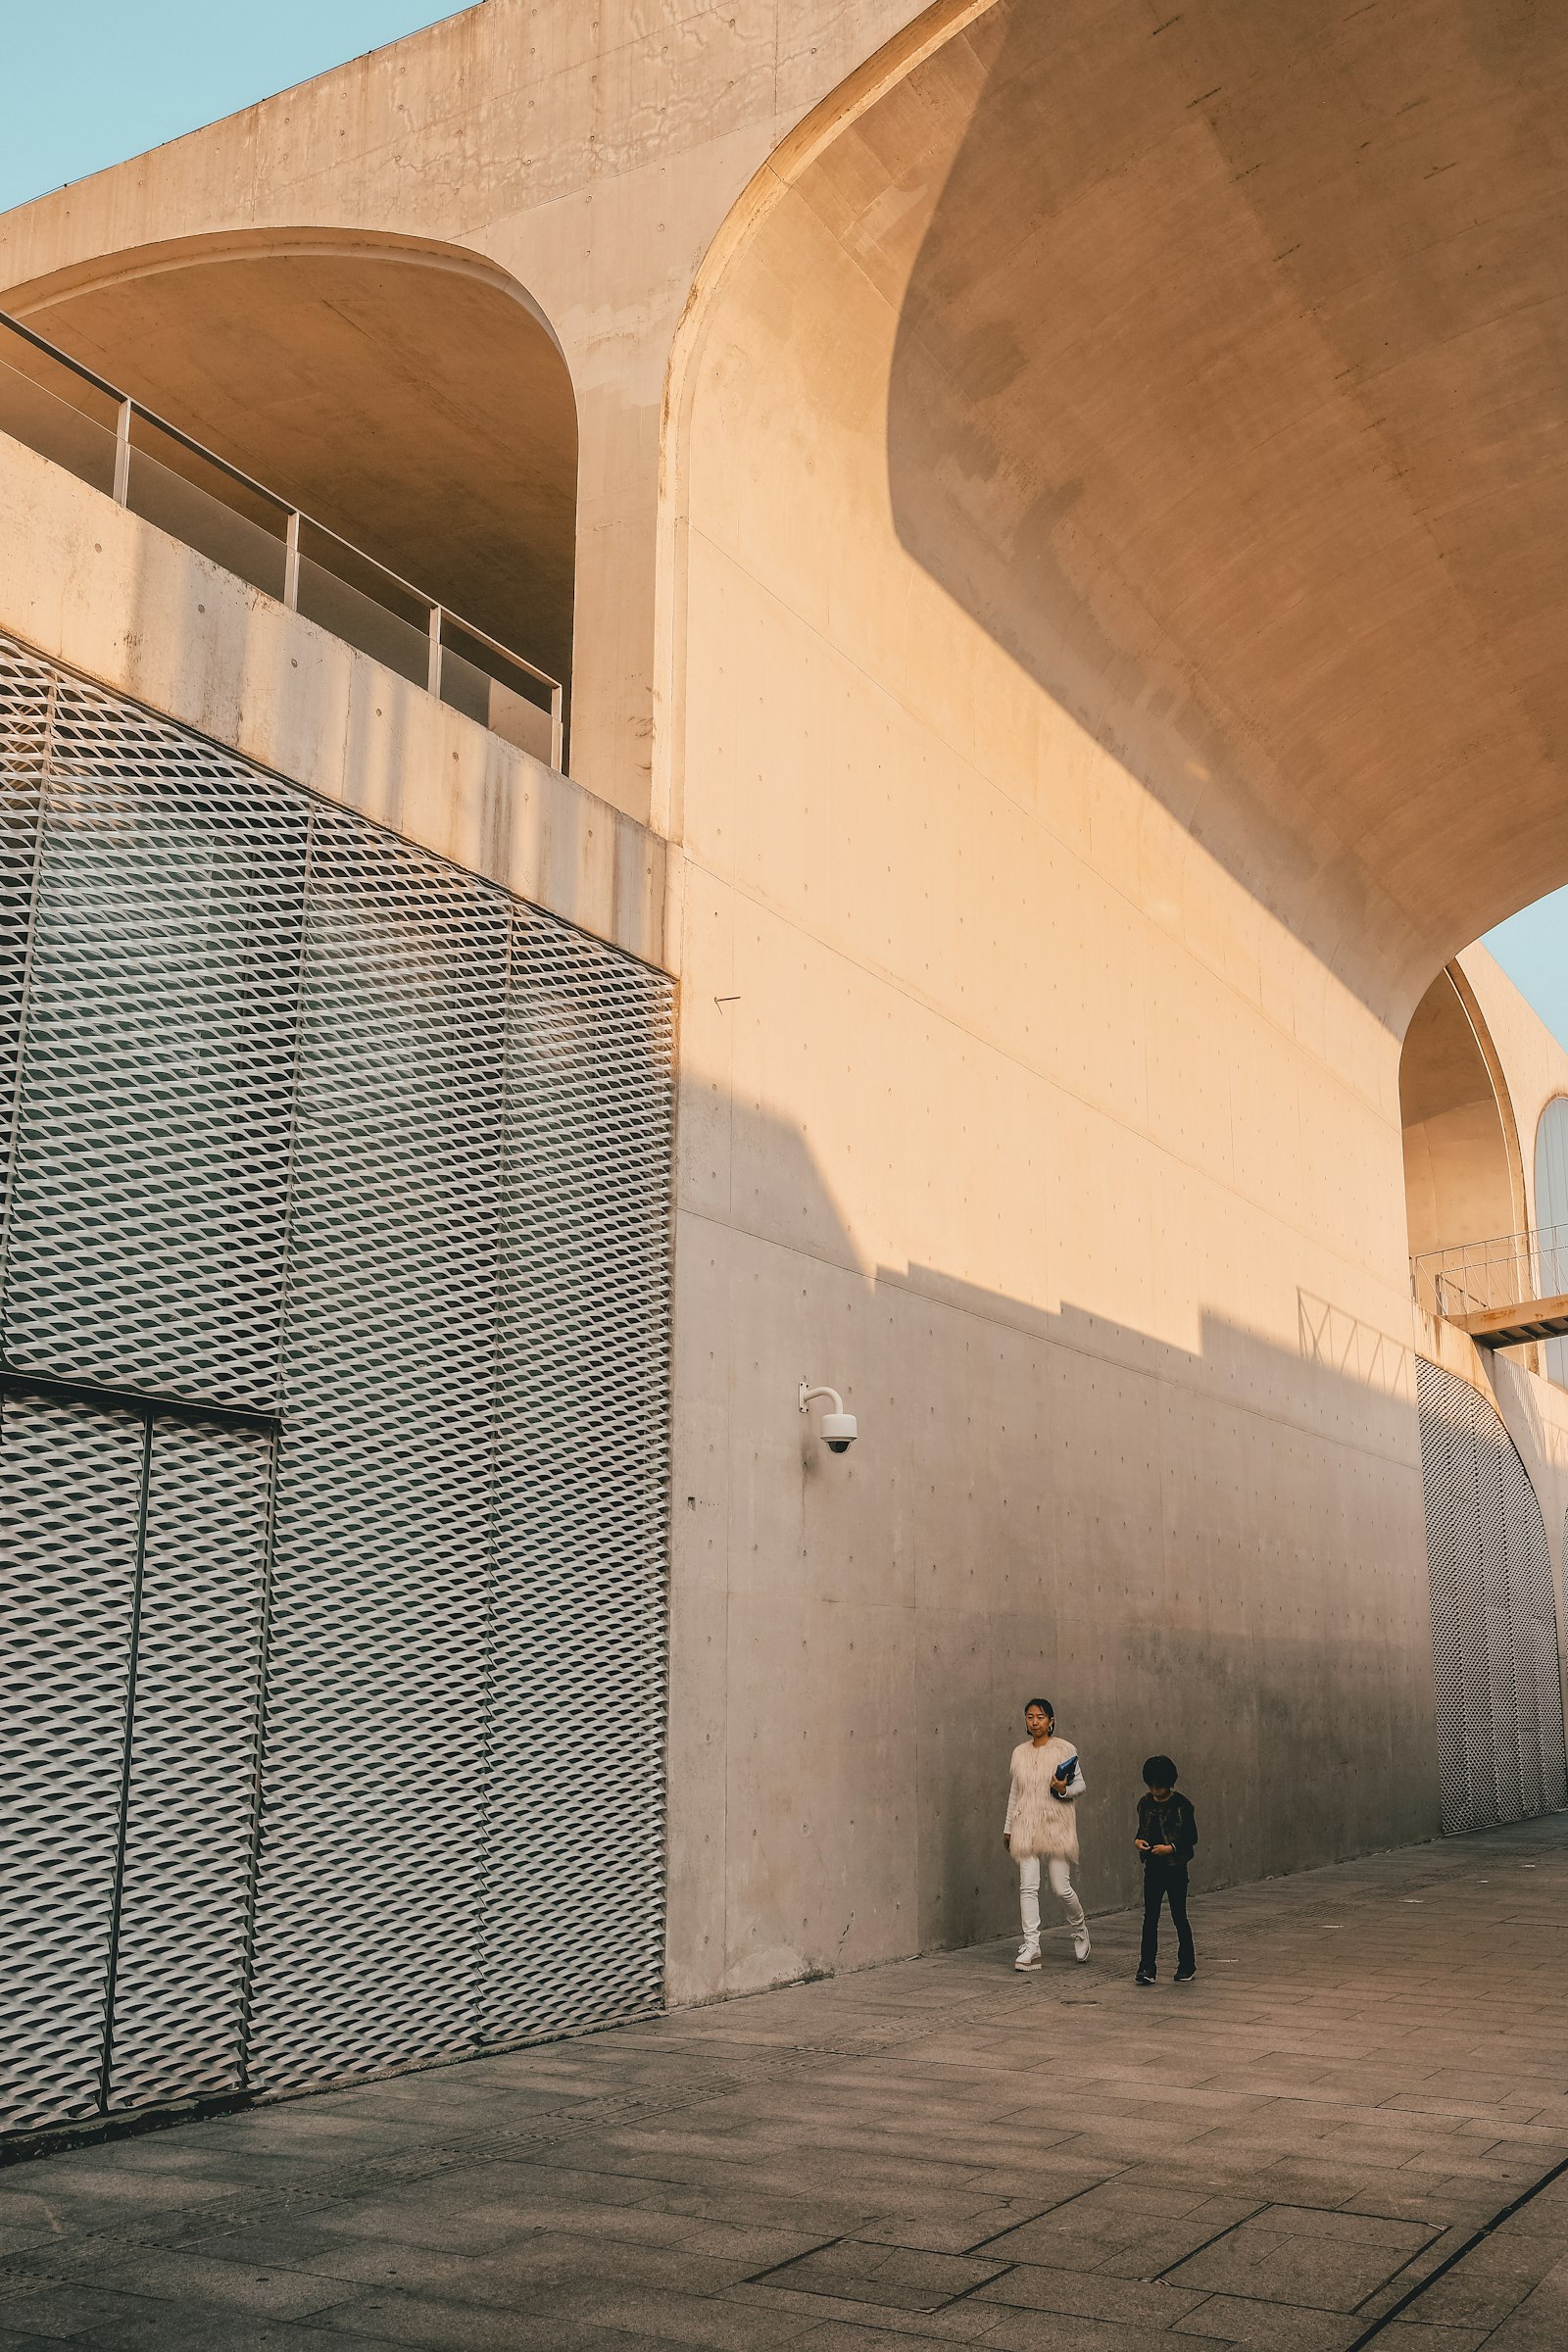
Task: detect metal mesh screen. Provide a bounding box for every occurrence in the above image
[106,1418,271,2111]
[484,913,673,2039]
[0,1394,144,2131]
[0,635,672,2138]
[247,815,508,2090]
[1417,1358,1568,1834]
[3,686,305,1412]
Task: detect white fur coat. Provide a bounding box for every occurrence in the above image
[1004,1733,1085,1861]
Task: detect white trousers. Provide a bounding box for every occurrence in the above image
[1018,1853,1085,1944]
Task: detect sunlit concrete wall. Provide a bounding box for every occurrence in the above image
[8,1,1568,2012]
[0,0,963,827]
[0,430,666,966]
[661,78,1445,2005]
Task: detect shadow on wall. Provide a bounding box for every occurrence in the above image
[884,0,1568,1015]
[674,1100,1439,1995]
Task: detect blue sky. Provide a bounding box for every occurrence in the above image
[1483,889,1568,1049]
[0,5,466,216]
[1,0,1562,1051]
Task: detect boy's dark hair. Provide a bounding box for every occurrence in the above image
[1143,1755,1178,1787]
[1025,1697,1054,1718]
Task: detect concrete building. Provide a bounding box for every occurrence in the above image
[3,0,1568,2140]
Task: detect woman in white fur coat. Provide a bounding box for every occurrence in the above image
[1003,1696,1091,1969]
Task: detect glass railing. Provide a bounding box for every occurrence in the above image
[0,312,564,769]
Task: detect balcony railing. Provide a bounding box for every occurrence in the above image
[0,311,564,770]
[1413,1225,1568,1348]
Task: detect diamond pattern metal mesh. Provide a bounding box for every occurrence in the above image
[247,815,507,2089]
[3,678,305,1412]
[0,1394,144,2131]
[0,634,673,2138]
[484,912,673,2039]
[106,1418,271,2111]
[1417,1359,1568,1834]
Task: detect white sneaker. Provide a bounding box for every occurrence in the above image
[1014,1943,1041,1970]
[1073,1925,1092,1963]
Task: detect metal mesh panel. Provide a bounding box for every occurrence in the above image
[0,633,674,2135]
[245,815,508,2089]
[105,1418,271,2111]
[1417,1359,1568,1834]
[483,909,673,2039]
[1420,1378,1474,1837]
[2,678,305,1410]
[0,649,51,1260]
[0,1395,144,2130]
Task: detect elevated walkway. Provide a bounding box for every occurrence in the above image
[1414,1225,1568,1349]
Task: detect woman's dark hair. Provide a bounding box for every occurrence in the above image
[1025,1697,1054,1719]
[1143,1754,1178,1787]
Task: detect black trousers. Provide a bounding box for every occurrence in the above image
[1140,1860,1195,1975]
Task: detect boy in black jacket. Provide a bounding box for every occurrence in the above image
[1134,1756,1198,1984]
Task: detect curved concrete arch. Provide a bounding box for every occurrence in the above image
[1400,963,1525,1261]
[663,0,1568,1020]
[4,228,580,691]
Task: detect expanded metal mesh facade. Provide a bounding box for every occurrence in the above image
[0,636,673,2136]
[1417,1358,1567,1836]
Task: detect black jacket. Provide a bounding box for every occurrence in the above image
[1136,1790,1198,1866]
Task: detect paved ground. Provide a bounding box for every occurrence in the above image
[3,1821,1568,2352]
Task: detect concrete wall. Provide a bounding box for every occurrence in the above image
[661,29,1451,2003]
[0,430,665,968]
[8,2,1568,2015]
[1399,966,1524,1261]
[0,0,965,827]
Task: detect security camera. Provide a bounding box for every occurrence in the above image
[800,1382,858,1453]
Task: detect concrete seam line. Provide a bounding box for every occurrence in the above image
[1343,2147,1568,2348]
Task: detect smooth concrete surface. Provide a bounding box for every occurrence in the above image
[0,246,579,692]
[0,0,962,823]
[1,1818,1568,2349]
[1400,968,1524,1264]
[0,430,666,971]
[4,0,1568,2016]
[663,5,1458,1999]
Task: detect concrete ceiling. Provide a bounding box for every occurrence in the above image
[851,0,1568,1018]
[12,244,577,690]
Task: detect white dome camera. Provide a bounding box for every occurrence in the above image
[800,1381,858,1453]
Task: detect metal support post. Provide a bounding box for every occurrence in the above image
[427,606,443,700]
[113,399,131,506]
[283,513,301,611]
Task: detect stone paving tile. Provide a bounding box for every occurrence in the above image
[1377,2327,1493,2351]
[1162,2208,1443,2310]
[318,2285,801,2351]
[3,1820,1568,2346]
[745,2241,1007,2312]
[1170,2299,1366,2347]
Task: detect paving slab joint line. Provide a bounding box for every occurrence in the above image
[1150,2201,1271,2280]
[964,2173,1135,2251]
[743,2233,1021,2315]
[1342,2145,1568,2348]
[0,1984,1023,2279]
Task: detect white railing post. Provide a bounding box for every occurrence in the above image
[113,399,131,506]
[427,606,443,700]
[283,513,301,611]
[550,683,564,771]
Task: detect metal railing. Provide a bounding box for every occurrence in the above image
[1412,1224,1568,1327]
[0,311,564,770]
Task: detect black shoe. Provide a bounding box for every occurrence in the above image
[1135,1968,1155,1985]
[1174,1966,1197,1984]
